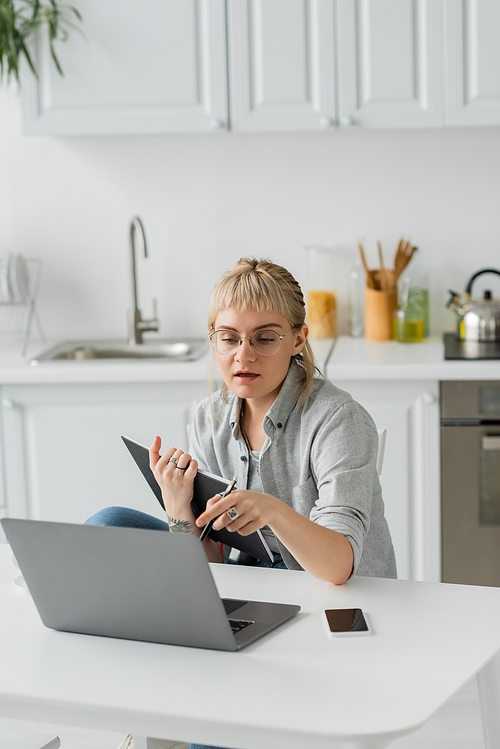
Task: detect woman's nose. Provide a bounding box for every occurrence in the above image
[235,337,256,362]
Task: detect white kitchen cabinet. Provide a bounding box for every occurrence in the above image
[334,379,440,583]
[444,0,500,126]
[1,382,205,525]
[336,0,444,129]
[20,0,500,135]
[0,403,5,525]
[21,0,228,136]
[227,0,336,132]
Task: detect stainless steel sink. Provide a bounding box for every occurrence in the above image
[29,338,207,364]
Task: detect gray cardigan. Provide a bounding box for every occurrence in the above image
[190,361,397,579]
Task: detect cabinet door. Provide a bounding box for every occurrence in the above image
[0,387,5,522]
[227,0,336,131]
[336,0,443,128]
[1,382,205,524]
[334,380,440,582]
[445,0,500,126]
[21,0,228,135]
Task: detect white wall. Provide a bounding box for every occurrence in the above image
[1,84,500,345]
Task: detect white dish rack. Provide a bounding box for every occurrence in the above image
[0,257,45,356]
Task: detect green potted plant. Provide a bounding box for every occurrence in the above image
[0,0,82,87]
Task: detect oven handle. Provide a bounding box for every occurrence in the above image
[482,436,500,450]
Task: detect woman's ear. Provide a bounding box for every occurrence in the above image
[293,324,308,354]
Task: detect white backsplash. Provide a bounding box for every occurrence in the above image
[1,84,500,343]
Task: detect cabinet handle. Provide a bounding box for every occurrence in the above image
[319,116,334,128]
[339,115,355,128]
[482,436,500,451]
[209,118,225,131]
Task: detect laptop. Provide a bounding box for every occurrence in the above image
[122,436,274,563]
[1,518,300,651]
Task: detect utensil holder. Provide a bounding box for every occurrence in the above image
[365,286,398,341]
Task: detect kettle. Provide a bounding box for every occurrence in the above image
[447,268,500,341]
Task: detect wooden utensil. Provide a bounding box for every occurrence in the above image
[377,240,386,290]
[394,238,406,279]
[394,239,415,282]
[378,268,396,290]
[358,243,374,289]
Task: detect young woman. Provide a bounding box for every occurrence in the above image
[88,257,396,749]
[148,257,396,584]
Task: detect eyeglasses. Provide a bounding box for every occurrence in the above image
[209,328,297,357]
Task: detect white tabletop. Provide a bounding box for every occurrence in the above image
[1,545,500,749]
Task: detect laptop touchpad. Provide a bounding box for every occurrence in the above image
[223,598,248,616]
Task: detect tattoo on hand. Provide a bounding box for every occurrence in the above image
[168,516,194,534]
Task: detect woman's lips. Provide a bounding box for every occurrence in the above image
[234,372,260,381]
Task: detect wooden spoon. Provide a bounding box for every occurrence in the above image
[393,238,407,279]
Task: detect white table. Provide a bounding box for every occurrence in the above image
[1,545,499,749]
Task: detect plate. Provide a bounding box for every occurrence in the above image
[10,254,30,302]
[0,253,13,302]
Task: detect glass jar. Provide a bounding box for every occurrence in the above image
[304,245,337,339]
[397,248,430,338]
[393,307,424,343]
[393,275,425,343]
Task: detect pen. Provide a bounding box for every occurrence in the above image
[199,477,237,542]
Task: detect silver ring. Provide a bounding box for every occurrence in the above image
[226,506,240,521]
[168,457,178,465]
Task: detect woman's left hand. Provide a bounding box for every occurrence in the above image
[195,490,280,536]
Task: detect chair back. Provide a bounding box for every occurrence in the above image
[376,429,387,476]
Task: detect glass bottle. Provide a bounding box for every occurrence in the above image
[394,248,430,342]
[349,254,365,337]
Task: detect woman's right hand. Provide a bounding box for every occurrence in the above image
[149,435,198,516]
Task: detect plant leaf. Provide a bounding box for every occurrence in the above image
[0,0,83,87]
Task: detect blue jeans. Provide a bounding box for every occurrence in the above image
[85,506,286,749]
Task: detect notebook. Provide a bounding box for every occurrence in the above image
[1,518,300,651]
[122,436,274,563]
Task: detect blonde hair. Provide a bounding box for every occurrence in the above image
[208,257,321,403]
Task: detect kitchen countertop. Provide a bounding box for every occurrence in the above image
[0,337,336,385]
[0,338,210,384]
[326,336,500,381]
[1,335,499,385]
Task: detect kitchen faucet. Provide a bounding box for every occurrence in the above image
[128,216,159,345]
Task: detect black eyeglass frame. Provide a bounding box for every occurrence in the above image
[208,326,300,357]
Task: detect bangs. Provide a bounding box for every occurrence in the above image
[209,271,291,326]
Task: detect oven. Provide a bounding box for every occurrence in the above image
[441,381,500,586]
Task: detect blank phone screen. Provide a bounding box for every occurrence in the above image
[325,608,369,633]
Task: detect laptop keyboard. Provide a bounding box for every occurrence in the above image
[229,619,254,634]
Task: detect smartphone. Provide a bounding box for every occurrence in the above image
[324,608,370,636]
